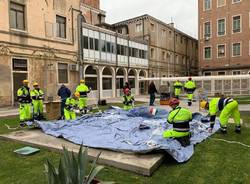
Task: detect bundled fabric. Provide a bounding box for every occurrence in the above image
[36,107,220,163]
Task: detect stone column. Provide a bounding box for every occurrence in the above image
[135,70,140,95]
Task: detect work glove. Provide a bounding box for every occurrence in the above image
[207,127,213,133]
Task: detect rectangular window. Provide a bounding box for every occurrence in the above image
[204,0,211,10]
[85,77,97,90]
[217,0,226,7]
[89,38,94,50]
[232,0,241,4]
[111,43,115,54]
[218,19,226,36]
[117,44,121,55]
[103,78,112,90]
[233,70,241,75]
[56,15,66,38]
[204,47,212,59]
[162,51,166,60]
[106,42,111,53]
[83,36,89,49]
[217,44,226,58]
[101,40,106,52]
[94,39,99,51]
[58,63,68,84]
[151,48,155,59]
[136,23,142,32]
[204,72,211,76]
[204,22,211,38]
[232,15,241,33]
[232,42,241,56]
[121,45,125,55]
[218,71,226,75]
[150,23,155,32]
[12,58,27,71]
[10,2,25,30]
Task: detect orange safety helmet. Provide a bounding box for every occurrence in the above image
[169,98,180,107]
[124,88,130,95]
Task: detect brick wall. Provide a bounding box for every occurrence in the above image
[82,0,99,9]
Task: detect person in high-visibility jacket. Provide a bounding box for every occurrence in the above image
[17,80,32,127]
[200,97,241,134]
[30,82,45,120]
[123,88,135,111]
[163,98,192,147]
[64,92,80,120]
[173,80,183,99]
[184,77,196,106]
[76,80,91,114]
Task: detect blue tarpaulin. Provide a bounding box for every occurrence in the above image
[36,106,220,163]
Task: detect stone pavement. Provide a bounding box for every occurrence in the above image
[0,96,250,118]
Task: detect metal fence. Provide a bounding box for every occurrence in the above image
[139,75,250,97]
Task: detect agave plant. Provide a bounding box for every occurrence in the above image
[44,145,112,184]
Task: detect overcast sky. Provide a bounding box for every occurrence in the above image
[100,0,198,38]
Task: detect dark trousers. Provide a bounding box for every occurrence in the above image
[61,99,66,117]
[149,93,155,106]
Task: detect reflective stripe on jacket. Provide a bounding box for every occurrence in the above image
[76,84,89,98]
[167,106,192,132]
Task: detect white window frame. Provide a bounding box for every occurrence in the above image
[232,14,242,34]
[232,0,241,4]
[204,46,212,60]
[232,42,242,57]
[135,23,142,33]
[57,62,69,85]
[217,44,226,58]
[217,18,226,36]
[217,0,226,7]
[204,0,212,11]
[11,57,29,105]
[204,21,212,38]
[232,70,241,75]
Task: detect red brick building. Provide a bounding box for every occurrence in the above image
[199,0,250,76]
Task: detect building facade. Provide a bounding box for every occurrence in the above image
[0,0,148,107]
[199,0,250,76]
[111,15,199,78]
[81,23,148,99]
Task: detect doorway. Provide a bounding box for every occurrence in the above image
[12,58,28,106]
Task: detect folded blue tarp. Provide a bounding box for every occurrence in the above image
[37,106,220,163]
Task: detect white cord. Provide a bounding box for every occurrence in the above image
[5,124,20,130]
[211,138,250,148]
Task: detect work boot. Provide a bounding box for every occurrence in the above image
[188,101,192,106]
[219,127,227,134]
[84,107,88,114]
[235,125,241,134]
[19,121,26,128]
[176,136,190,147]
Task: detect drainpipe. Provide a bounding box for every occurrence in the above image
[77,13,84,80]
[173,28,176,76]
[70,7,84,80]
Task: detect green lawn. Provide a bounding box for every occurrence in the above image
[0,105,250,184]
[233,96,250,105]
